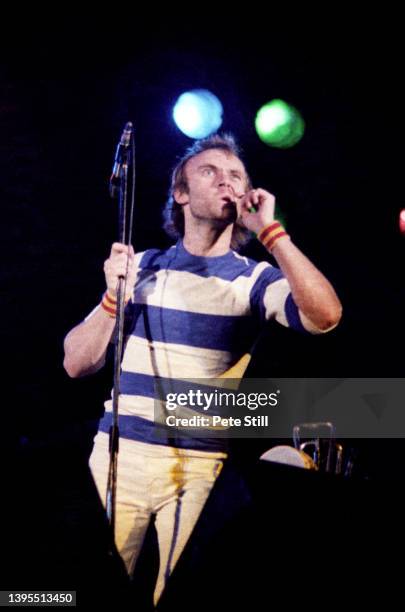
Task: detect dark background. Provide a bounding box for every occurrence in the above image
[1,12,404,605]
[2,16,404,438]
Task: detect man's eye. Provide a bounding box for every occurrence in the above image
[203,168,214,175]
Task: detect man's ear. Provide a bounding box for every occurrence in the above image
[174,189,189,205]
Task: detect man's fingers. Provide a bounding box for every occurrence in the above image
[109,245,135,271]
[240,189,260,209]
[104,256,134,276]
[251,190,260,206]
[241,188,275,213]
[110,242,134,256]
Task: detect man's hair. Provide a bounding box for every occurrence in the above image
[163,133,252,250]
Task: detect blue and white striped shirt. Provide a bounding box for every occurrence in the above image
[99,239,318,452]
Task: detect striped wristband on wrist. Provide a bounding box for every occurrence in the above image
[101,291,118,318]
[258,221,289,251]
[100,291,131,318]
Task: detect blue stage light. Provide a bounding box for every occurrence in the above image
[173,89,223,138]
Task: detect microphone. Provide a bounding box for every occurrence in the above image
[110,121,133,196]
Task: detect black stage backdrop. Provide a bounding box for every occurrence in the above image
[1,15,404,608]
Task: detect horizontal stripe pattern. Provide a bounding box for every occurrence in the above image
[125,304,258,352]
[118,372,234,414]
[103,239,314,451]
[255,269,316,333]
[133,265,278,316]
[98,410,228,453]
[121,336,236,379]
[138,242,257,281]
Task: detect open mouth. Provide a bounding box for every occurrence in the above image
[221,195,235,204]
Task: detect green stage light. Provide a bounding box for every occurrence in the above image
[255,99,305,148]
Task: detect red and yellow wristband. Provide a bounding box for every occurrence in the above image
[100,291,130,318]
[257,221,289,251]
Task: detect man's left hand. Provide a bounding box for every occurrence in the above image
[237,188,276,234]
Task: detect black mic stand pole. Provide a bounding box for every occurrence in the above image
[106,126,133,535]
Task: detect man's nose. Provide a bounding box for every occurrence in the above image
[217,170,232,187]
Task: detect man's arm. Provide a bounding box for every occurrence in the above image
[266,237,342,331]
[239,188,342,331]
[63,307,116,378]
[63,243,137,378]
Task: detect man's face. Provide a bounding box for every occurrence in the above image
[175,149,248,226]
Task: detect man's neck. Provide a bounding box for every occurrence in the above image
[182,223,233,257]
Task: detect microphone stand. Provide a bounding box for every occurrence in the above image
[106,128,133,535]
